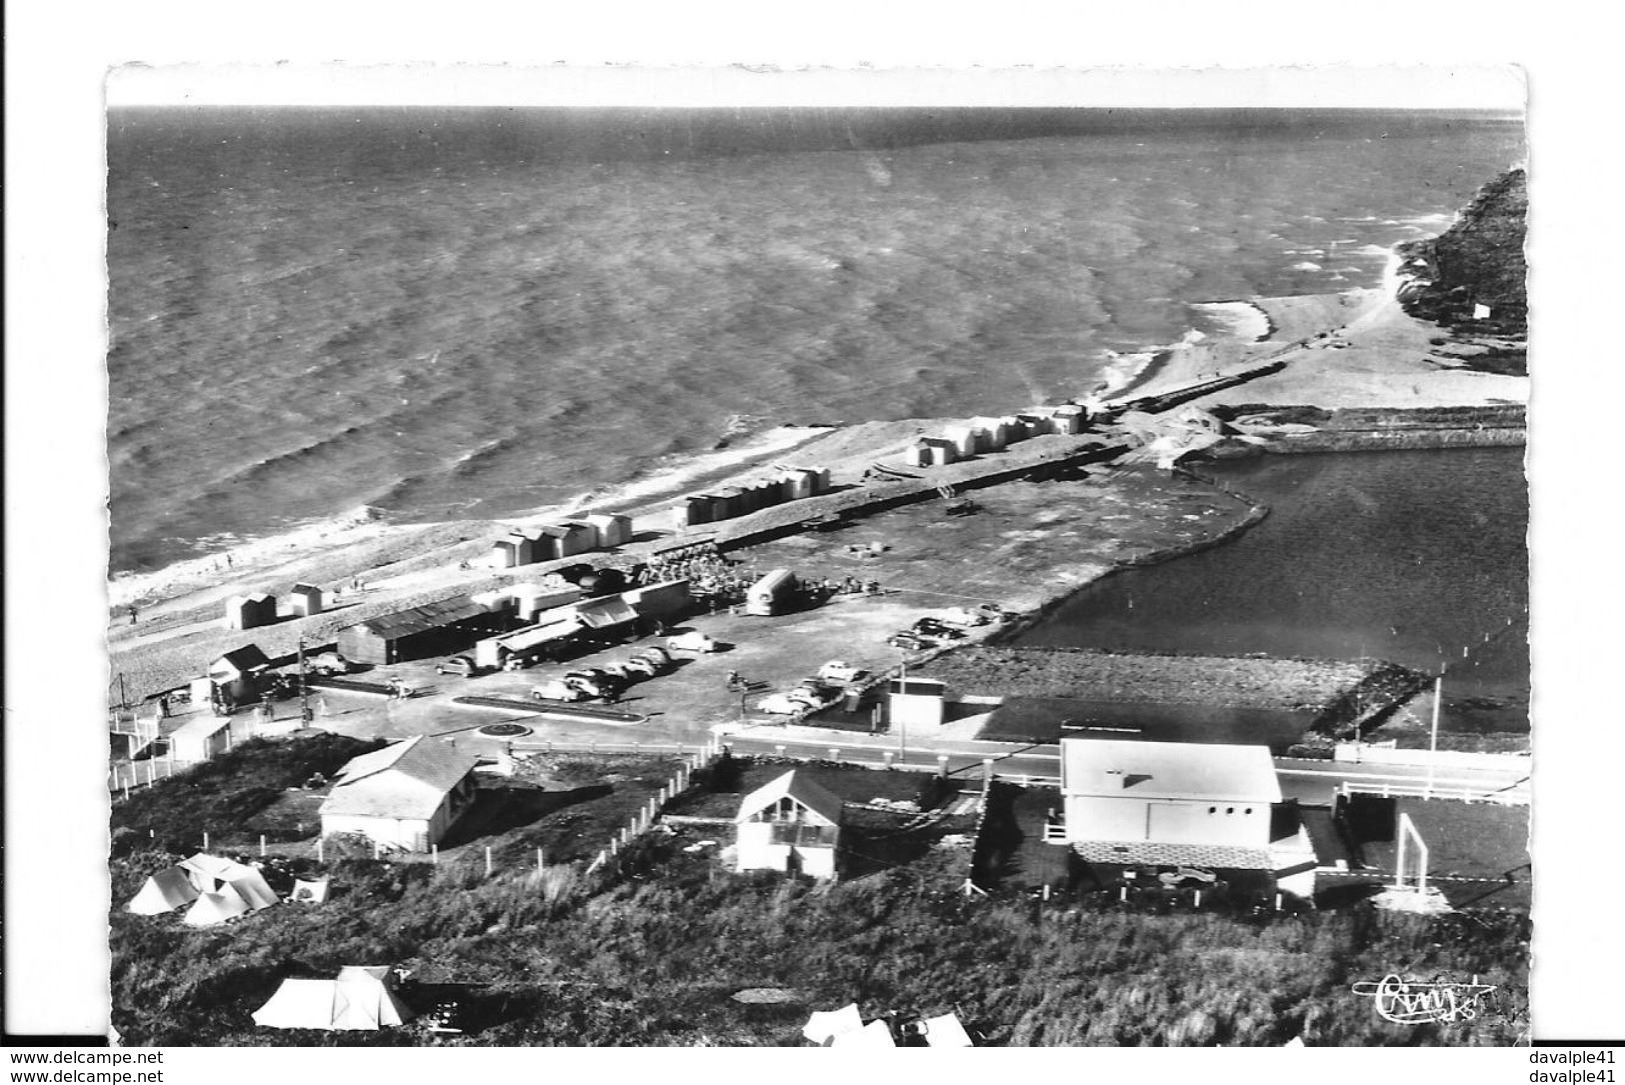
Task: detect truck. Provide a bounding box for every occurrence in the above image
[744,568,799,617]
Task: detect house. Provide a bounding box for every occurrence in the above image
[319,736,480,852]
[288,583,324,618]
[224,592,278,630]
[335,596,499,665]
[735,770,844,879]
[888,677,947,729]
[942,424,990,457]
[1055,738,1303,893]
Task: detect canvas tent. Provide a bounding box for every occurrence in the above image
[126,866,200,915]
[832,1020,897,1049]
[252,966,413,1031]
[919,1012,975,1048]
[802,1003,863,1046]
[177,853,278,911]
[290,877,330,904]
[183,887,251,927]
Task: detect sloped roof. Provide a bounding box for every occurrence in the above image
[736,770,846,826]
[538,522,591,538]
[349,597,486,640]
[321,737,478,820]
[126,867,200,915]
[574,596,637,629]
[493,617,579,652]
[212,644,271,676]
[1061,738,1281,804]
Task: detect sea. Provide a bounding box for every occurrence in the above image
[106,106,1526,576]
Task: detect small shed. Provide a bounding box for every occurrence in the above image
[1000,415,1031,443]
[1017,412,1053,436]
[209,644,272,705]
[169,714,234,764]
[319,736,480,851]
[224,592,278,630]
[942,424,988,457]
[888,677,947,729]
[583,512,633,549]
[539,522,595,561]
[711,487,747,522]
[678,494,719,528]
[288,583,324,618]
[1051,404,1086,434]
[735,770,845,880]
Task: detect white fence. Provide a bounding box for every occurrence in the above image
[1333,743,1531,773]
[1336,780,1529,806]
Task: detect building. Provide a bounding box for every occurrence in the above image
[969,417,1010,451]
[571,594,640,637]
[1051,404,1087,434]
[473,613,580,670]
[888,677,947,730]
[206,644,272,705]
[735,770,845,879]
[319,736,480,852]
[942,424,990,457]
[335,596,501,666]
[511,583,582,624]
[583,512,633,549]
[224,592,278,630]
[623,578,691,623]
[904,438,958,468]
[168,714,234,764]
[288,583,324,618]
[1053,738,1318,893]
[539,522,595,561]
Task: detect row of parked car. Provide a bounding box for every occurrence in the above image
[529,644,676,703]
[886,605,1006,650]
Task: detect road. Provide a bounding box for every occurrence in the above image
[723,726,1529,805]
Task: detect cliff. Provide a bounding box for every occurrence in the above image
[1395,168,1528,338]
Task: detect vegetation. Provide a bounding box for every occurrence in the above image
[1396,168,1528,341]
[110,744,1529,1047]
[111,733,386,853]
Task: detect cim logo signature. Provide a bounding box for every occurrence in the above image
[1351,973,1499,1025]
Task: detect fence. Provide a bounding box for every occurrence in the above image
[585,736,726,877]
[1336,780,1528,807]
[108,758,184,797]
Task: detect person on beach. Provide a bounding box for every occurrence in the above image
[128,606,138,625]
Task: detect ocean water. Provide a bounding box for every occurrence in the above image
[106,107,1525,574]
[1014,448,1530,733]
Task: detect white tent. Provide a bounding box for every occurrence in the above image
[126,867,200,915]
[919,1012,974,1048]
[251,967,413,1031]
[183,886,251,927]
[831,1019,896,1049]
[290,877,330,904]
[178,853,278,912]
[802,1003,863,1046]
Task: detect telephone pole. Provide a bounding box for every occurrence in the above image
[298,636,314,725]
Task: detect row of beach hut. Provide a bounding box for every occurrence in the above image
[677,465,832,529]
[904,404,1092,468]
[486,512,633,570]
[223,583,324,630]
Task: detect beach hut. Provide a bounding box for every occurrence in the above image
[735,770,845,880]
[208,644,271,706]
[920,437,957,467]
[538,522,594,561]
[677,494,719,529]
[1051,404,1086,434]
[777,467,820,501]
[288,583,324,618]
[1000,415,1031,443]
[942,424,988,457]
[224,592,278,630]
[903,440,932,469]
[1017,411,1053,436]
[583,512,632,549]
[711,487,746,522]
[970,417,1009,451]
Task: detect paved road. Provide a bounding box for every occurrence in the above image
[724,726,1529,804]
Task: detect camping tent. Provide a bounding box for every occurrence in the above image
[183,886,251,927]
[251,967,413,1031]
[178,854,278,911]
[832,1020,896,1049]
[802,1003,863,1046]
[290,877,330,904]
[126,866,200,915]
[919,1012,975,1048]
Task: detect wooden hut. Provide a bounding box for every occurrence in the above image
[224,593,278,631]
[583,513,632,549]
[288,583,323,618]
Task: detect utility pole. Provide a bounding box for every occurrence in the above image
[1427,674,1442,795]
[298,636,314,725]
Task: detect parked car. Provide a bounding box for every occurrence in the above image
[817,660,866,685]
[436,656,480,677]
[913,618,966,640]
[888,631,932,650]
[531,680,585,703]
[668,631,719,653]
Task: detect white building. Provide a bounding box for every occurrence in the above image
[320,737,479,852]
[735,770,844,880]
[887,677,947,730]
